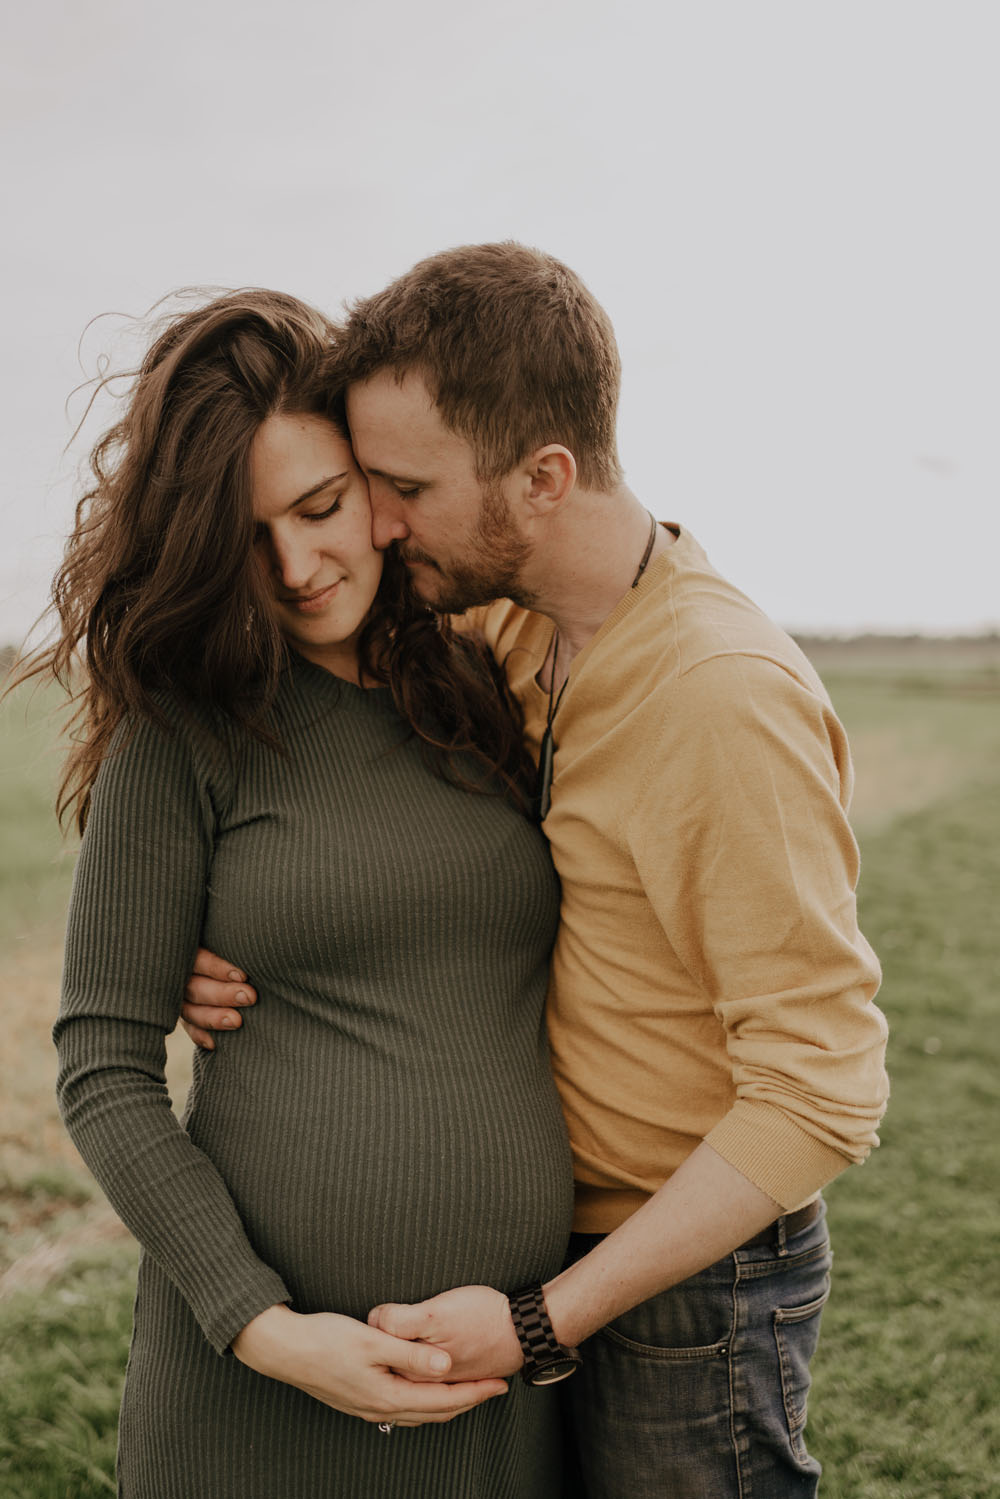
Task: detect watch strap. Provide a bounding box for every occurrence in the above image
[508,1283,577,1380]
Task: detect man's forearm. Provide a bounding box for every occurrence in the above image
[543,1142,781,1347]
[365,1143,788,1381]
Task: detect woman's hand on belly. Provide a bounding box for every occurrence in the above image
[231,1303,510,1426]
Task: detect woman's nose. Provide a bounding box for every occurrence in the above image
[270,534,318,592]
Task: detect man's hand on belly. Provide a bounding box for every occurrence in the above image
[369,1287,524,1383]
[180,946,257,1050]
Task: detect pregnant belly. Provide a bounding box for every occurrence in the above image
[182,1010,573,1320]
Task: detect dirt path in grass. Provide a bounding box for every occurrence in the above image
[0,923,192,1291]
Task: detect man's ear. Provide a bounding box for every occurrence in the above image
[520,445,577,518]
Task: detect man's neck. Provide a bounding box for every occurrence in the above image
[523,488,674,666]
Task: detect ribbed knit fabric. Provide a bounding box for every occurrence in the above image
[55,652,573,1499]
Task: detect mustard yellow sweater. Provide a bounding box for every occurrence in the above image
[473,526,888,1233]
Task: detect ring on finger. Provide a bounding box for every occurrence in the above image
[378,1421,395,1434]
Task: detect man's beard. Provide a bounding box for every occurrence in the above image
[400,486,534,615]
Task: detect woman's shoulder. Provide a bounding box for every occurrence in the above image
[98,687,255,815]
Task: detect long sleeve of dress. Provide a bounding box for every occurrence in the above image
[54,707,291,1355]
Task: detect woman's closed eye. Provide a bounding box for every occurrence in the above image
[303,499,342,522]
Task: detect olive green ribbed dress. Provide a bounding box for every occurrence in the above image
[55,653,574,1499]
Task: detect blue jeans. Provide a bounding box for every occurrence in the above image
[561,1200,832,1498]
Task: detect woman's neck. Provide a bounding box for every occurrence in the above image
[292,640,372,687]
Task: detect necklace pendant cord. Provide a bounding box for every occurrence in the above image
[534,512,657,823]
[631,510,658,588]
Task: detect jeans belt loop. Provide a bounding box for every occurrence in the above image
[738,1197,822,1253]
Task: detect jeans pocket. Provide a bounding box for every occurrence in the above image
[773,1285,830,1459]
[598,1265,736,1359]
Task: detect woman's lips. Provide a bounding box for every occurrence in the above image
[281,580,342,614]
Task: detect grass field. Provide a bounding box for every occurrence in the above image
[1,642,999,1497]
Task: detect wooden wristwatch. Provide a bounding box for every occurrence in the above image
[507,1284,582,1385]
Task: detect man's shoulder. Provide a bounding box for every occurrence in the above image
[632,527,827,700]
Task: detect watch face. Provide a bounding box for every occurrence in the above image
[529,1357,580,1386]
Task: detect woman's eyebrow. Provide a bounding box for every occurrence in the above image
[288,472,349,509]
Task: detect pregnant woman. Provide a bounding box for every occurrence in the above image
[30,289,573,1496]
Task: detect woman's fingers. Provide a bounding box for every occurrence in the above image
[372,1374,509,1425]
[356,1326,506,1423]
[234,1306,506,1427]
[377,1329,451,1380]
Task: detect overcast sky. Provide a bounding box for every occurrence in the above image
[2,0,997,644]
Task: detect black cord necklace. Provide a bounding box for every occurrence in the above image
[534,512,658,822]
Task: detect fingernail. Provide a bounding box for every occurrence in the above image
[235,990,248,1005]
[429,1352,449,1372]
[228,969,245,982]
[221,1015,237,1028]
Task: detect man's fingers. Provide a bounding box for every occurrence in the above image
[178,1018,216,1052]
[179,953,256,1052]
[184,973,257,1010]
[181,1001,244,1033]
[191,946,248,983]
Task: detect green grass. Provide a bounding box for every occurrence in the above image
[0,1245,137,1498]
[0,682,77,950]
[810,776,1000,1497]
[1,657,998,1495]
[823,671,1000,834]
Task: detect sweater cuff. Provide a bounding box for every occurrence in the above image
[704,1098,855,1211]
[198,1261,294,1356]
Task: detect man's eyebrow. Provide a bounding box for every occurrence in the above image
[288,472,349,509]
[364,467,427,486]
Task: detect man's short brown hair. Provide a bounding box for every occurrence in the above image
[335,242,624,491]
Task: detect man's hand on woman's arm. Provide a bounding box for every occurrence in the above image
[232,1304,508,1426]
[180,947,258,1050]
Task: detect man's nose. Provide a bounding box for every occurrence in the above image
[369,488,410,551]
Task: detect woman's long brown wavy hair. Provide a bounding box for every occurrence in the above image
[13,288,534,831]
